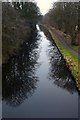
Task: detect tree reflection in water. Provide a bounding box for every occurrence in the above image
[48,43,77,94]
[40,27,77,94]
[2,30,40,107]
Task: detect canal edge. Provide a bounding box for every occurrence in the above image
[39,24,80,93]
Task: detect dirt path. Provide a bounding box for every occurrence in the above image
[50,27,80,59]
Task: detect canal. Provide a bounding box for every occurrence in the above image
[2,25,78,118]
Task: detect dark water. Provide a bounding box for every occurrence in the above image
[2,25,78,118]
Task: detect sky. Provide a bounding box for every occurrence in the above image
[2,0,58,15]
[35,0,58,15]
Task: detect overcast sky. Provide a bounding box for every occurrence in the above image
[2,0,58,15]
[35,0,58,15]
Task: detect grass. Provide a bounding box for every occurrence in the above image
[58,29,80,54]
[49,29,80,90]
[40,24,80,90]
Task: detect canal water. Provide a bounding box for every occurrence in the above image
[2,25,78,118]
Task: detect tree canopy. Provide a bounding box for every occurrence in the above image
[43,2,80,45]
[12,1,41,24]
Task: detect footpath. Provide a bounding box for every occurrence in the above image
[50,27,80,59]
[46,26,80,91]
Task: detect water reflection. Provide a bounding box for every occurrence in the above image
[2,30,40,107]
[40,27,77,94]
[2,25,78,118]
[48,41,77,93]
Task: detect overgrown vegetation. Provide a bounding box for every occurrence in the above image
[2,1,41,63]
[49,28,80,90]
[43,2,80,45]
[42,2,80,90]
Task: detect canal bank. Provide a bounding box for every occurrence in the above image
[3,25,78,118]
[40,24,80,92]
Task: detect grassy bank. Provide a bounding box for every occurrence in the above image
[57,30,80,54]
[49,29,80,90]
[41,24,80,90]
